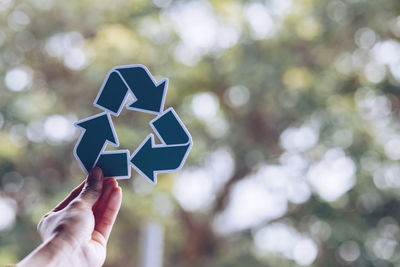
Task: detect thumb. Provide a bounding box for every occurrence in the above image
[79,167,104,207]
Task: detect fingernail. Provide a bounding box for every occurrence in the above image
[110,187,122,203]
[88,167,103,188]
[90,167,103,182]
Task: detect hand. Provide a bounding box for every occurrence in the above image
[17,167,122,267]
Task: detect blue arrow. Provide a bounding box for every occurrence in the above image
[74,113,118,173]
[94,71,130,115]
[151,107,190,145]
[94,65,167,115]
[117,66,167,114]
[131,108,192,184]
[130,134,191,184]
[95,150,130,178]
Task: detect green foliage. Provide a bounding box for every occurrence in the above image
[1,0,400,266]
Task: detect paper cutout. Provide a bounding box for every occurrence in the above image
[73,64,192,184]
[74,112,119,174]
[94,65,168,116]
[130,108,192,184]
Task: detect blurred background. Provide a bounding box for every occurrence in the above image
[0,0,400,266]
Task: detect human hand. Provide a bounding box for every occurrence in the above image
[17,167,122,267]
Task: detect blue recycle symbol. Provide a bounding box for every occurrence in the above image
[73,64,193,184]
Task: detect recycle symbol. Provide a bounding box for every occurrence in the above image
[73,64,193,185]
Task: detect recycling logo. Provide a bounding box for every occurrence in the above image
[73,64,193,184]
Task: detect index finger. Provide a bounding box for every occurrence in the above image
[51,180,86,213]
[94,186,122,242]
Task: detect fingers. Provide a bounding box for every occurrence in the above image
[50,180,85,213]
[78,167,104,207]
[93,178,118,213]
[94,186,122,242]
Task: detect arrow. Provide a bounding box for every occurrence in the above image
[74,112,118,173]
[130,134,191,184]
[94,71,130,115]
[95,150,131,179]
[94,64,167,116]
[117,66,167,114]
[151,107,190,145]
[130,108,192,184]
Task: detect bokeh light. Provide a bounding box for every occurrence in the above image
[1,0,400,266]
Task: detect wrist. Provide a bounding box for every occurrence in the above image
[17,234,77,267]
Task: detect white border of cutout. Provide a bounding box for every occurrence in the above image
[93,64,168,116]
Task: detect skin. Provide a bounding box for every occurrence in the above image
[17,167,122,267]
